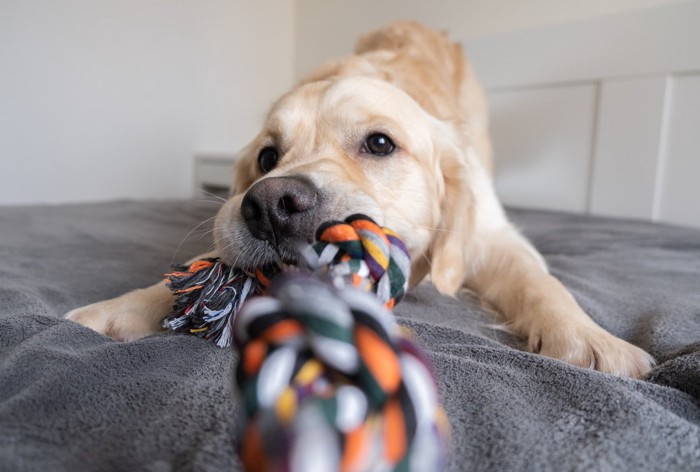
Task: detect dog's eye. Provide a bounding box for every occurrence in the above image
[258,147,279,173]
[363,133,395,156]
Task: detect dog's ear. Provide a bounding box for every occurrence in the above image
[428,141,476,296]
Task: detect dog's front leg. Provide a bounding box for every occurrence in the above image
[463,228,654,377]
[65,252,217,341]
[65,281,174,341]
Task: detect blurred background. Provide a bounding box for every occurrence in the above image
[1,0,698,227]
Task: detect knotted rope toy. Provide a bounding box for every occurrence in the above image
[162,214,411,346]
[305,215,411,310]
[162,261,277,347]
[235,274,449,472]
[162,214,448,471]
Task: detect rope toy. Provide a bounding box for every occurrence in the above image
[162,262,277,347]
[162,214,410,347]
[163,213,449,470]
[304,214,411,309]
[234,274,449,472]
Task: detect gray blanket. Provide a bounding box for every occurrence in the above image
[1,200,698,471]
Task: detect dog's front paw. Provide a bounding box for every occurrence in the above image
[65,285,172,342]
[65,301,130,341]
[529,323,655,378]
[65,299,158,342]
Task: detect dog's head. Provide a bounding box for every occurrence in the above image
[214,73,486,294]
[215,25,488,293]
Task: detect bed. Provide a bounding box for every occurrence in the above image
[1,199,699,471]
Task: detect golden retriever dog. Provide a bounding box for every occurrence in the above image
[66,22,653,377]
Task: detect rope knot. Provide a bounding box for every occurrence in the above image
[234,274,448,472]
[306,214,411,309]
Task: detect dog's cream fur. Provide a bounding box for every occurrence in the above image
[66,22,653,377]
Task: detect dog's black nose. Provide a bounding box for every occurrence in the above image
[240,176,318,246]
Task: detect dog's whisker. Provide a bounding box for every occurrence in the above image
[196,229,216,241]
[197,189,229,204]
[170,215,218,265]
[191,199,226,207]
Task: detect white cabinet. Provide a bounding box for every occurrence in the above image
[490,85,596,213]
[194,154,235,197]
[659,75,700,228]
[467,2,700,228]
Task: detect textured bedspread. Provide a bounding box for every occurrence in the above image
[1,200,699,471]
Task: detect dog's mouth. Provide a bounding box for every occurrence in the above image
[266,240,305,268]
[224,234,307,272]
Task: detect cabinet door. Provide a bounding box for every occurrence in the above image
[490,84,597,213]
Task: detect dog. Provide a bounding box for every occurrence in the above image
[66,22,653,377]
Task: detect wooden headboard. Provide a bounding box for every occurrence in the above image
[464,1,700,229]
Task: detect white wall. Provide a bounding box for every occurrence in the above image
[0,0,294,205]
[294,0,686,78]
[2,0,693,211]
